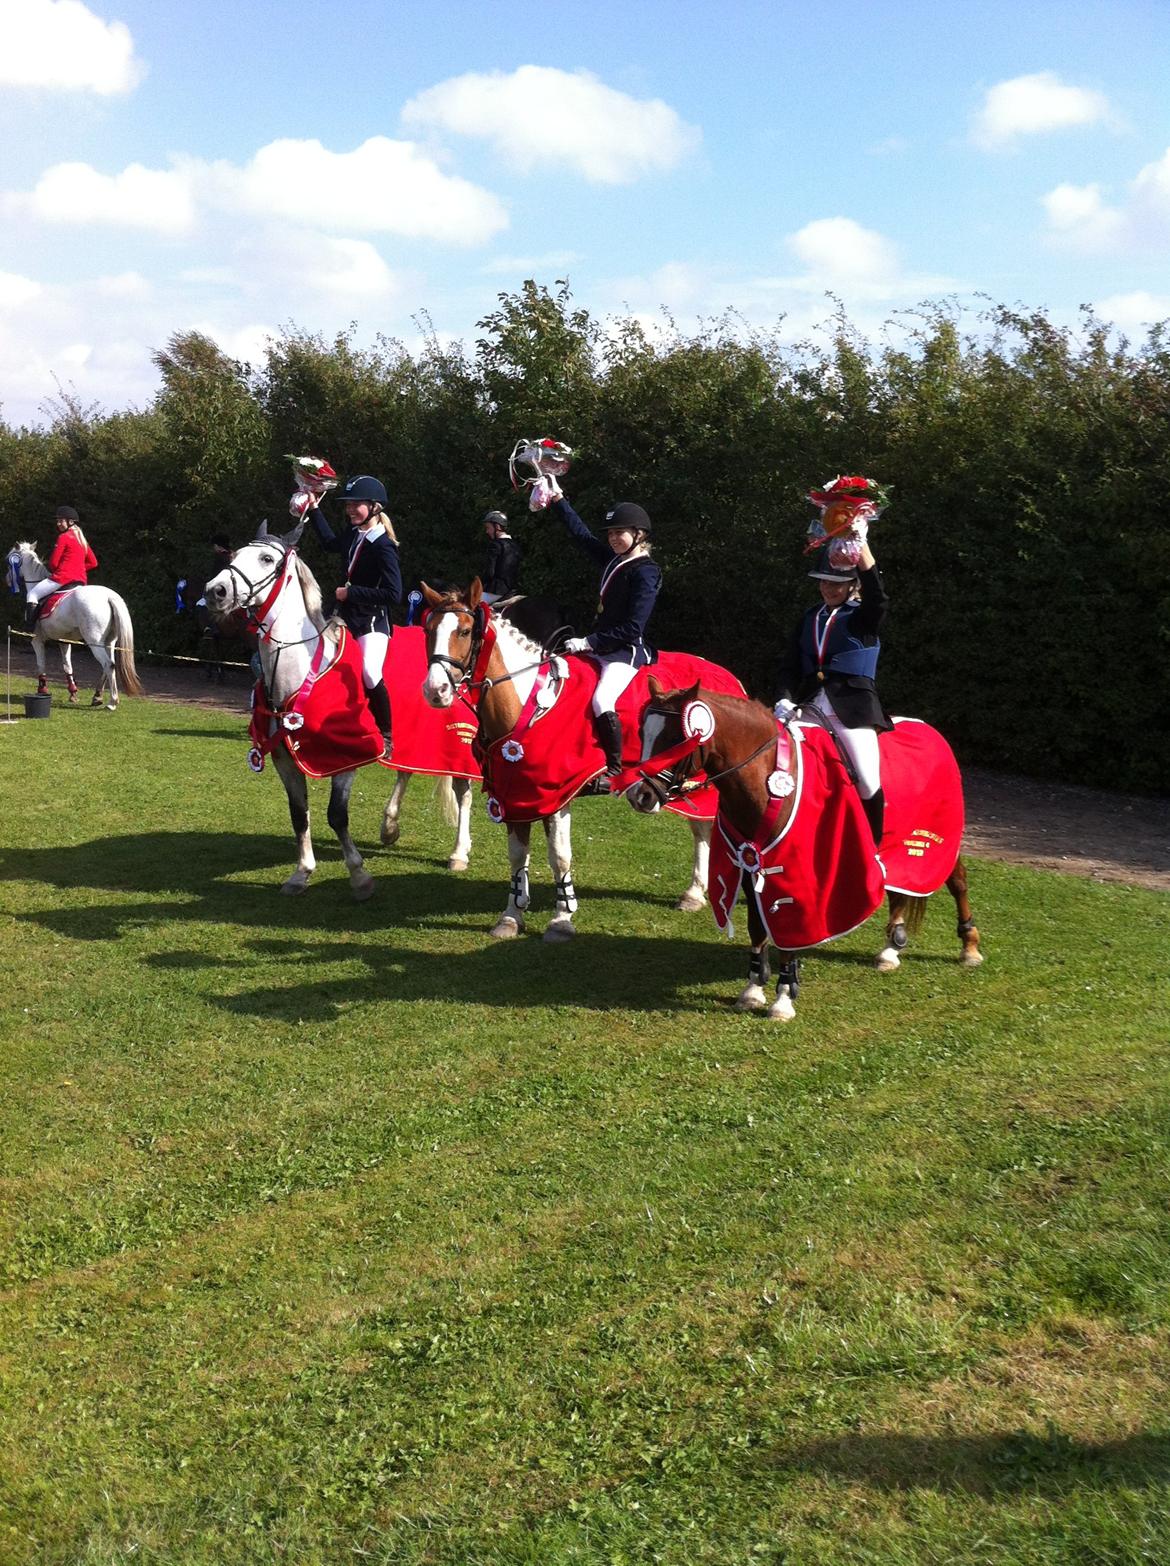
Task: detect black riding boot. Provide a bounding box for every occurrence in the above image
[862,788,885,848]
[366,680,392,753]
[24,601,39,631]
[593,710,625,776]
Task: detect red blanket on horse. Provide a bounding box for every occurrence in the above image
[384,626,479,780]
[249,625,385,780]
[479,653,746,824]
[708,717,963,950]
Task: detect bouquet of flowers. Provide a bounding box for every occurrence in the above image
[508,437,573,511]
[287,455,339,519]
[804,474,891,569]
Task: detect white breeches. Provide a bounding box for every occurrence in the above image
[358,631,389,690]
[812,689,882,798]
[591,659,638,717]
[27,578,62,605]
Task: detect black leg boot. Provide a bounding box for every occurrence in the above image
[593,710,625,776]
[24,601,39,631]
[366,680,392,754]
[862,788,885,848]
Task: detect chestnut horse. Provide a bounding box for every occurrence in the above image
[627,680,983,1020]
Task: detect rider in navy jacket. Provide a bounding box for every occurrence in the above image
[775,541,892,843]
[552,495,661,774]
[309,474,402,750]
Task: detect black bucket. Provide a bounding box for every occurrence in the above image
[23,693,51,719]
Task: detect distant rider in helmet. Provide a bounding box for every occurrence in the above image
[307,474,401,753]
[480,509,521,603]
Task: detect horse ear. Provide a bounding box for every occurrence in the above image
[468,577,484,609]
[282,519,307,549]
[256,519,269,539]
[647,675,664,698]
[420,582,443,608]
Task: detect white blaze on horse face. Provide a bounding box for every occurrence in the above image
[423,611,461,707]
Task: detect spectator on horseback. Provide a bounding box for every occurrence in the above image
[775,528,892,848]
[552,493,660,776]
[480,509,522,603]
[25,506,98,629]
[307,474,401,753]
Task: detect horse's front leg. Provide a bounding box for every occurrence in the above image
[877,891,912,972]
[33,635,48,694]
[947,854,984,966]
[770,951,800,1022]
[59,643,78,703]
[449,777,473,873]
[491,823,532,939]
[272,749,316,894]
[543,807,576,943]
[327,770,375,901]
[676,817,711,912]
[380,771,410,846]
[736,892,772,1012]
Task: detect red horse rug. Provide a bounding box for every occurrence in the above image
[383,626,479,780]
[249,626,385,780]
[709,716,964,950]
[479,652,746,825]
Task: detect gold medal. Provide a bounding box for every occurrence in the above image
[816,670,825,682]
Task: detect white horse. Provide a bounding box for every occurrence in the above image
[423,582,711,942]
[12,542,142,708]
[204,523,474,897]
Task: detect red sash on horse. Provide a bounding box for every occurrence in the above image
[708,716,964,950]
[249,625,385,779]
[479,652,746,824]
[383,626,479,780]
[38,586,82,621]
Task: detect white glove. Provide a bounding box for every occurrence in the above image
[563,637,590,654]
[773,698,795,721]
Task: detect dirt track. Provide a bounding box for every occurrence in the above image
[21,650,1170,892]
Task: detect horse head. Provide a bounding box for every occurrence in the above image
[421,578,486,708]
[10,542,46,584]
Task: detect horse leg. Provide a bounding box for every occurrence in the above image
[736,898,771,1012]
[59,643,78,703]
[89,645,115,707]
[34,635,48,694]
[947,854,984,966]
[448,777,473,873]
[877,891,912,972]
[491,824,531,939]
[769,951,800,1022]
[327,770,375,901]
[380,771,410,846]
[272,750,316,894]
[676,818,711,912]
[543,807,577,943]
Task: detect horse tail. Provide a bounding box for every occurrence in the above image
[434,773,459,828]
[109,593,144,696]
[902,894,929,937]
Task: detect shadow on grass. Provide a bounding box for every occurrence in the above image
[765,1427,1170,1495]
[152,727,245,740]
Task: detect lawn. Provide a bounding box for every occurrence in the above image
[1,679,1167,1565]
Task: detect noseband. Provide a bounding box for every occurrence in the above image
[426,600,488,692]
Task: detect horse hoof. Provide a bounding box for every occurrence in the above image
[543,919,576,943]
[675,890,706,913]
[351,875,376,902]
[91,696,103,708]
[106,702,118,711]
[961,950,985,967]
[490,917,523,940]
[280,878,310,896]
[875,950,901,973]
[67,692,78,705]
[767,998,796,1022]
[448,857,469,873]
[380,821,401,846]
[735,987,768,1012]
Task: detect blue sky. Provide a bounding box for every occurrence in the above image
[2,0,1169,428]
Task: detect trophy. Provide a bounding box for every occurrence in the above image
[804,475,891,569]
[508,437,573,511]
[287,454,339,520]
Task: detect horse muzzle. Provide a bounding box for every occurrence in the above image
[626,778,663,814]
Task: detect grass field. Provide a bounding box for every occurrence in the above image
[1,677,1168,1565]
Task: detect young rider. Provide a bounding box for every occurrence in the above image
[480,509,522,602]
[774,537,892,845]
[308,474,401,752]
[551,493,661,775]
[25,506,98,628]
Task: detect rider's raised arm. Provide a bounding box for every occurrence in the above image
[308,504,346,554]
[549,496,612,567]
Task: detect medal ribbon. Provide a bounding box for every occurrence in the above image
[813,605,842,671]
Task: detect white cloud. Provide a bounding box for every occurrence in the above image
[0,0,143,95]
[237,231,401,301]
[972,72,1111,149]
[481,249,580,276]
[219,136,507,246]
[402,66,700,184]
[1042,146,1170,252]
[787,217,900,287]
[14,160,197,234]
[0,270,44,307]
[1095,291,1170,335]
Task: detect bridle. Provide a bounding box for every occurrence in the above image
[632,703,779,806]
[425,598,552,701]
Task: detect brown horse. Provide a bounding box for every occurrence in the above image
[626,679,983,1020]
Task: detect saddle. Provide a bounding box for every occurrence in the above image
[34,582,83,622]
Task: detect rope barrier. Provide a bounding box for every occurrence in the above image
[5,626,252,667]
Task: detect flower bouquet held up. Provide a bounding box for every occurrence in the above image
[508,437,573,512]
[804,474,891,570]
[287,455,339,520]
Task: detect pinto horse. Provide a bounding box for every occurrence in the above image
[204,524,475,898]
[11,542,142,708]
[421,579,745,942]
[625,680,983,1020]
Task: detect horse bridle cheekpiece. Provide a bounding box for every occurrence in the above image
[427,599,489,691]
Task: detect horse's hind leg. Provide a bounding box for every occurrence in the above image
[380,771,410,846]
[676,817,711,912]
[877,891,913,972]
[59,643,78,703]
[327,770,374,900]
[492,824,532,939]
[543,807,576,943]
[89,645,116,707]
[33,636,48,693]
[736,897,771,1011]
[273,750,316,894]
[947,854,983,966]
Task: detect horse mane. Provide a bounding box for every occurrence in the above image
[293,554,326,630]
[498,594,573,651]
